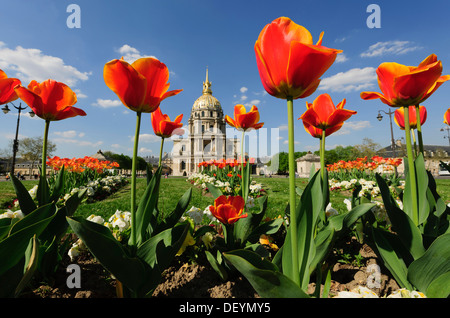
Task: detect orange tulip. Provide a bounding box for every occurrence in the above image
[225,104,264,131]
[444,108,450,126]
[255,17,342,100]
[302,121,344,139]
[104,57,182,113]
[209,195,247,225]
[298,93,357,132]
[14,79,86,121]
[394,105,427,130]
[0,69,21,105]
[151,107,183,138]
[361,54,450,107]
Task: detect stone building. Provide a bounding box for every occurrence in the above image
[171,69,240,176]
[296,151,320,178]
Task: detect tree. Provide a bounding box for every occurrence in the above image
[17,137,57,174]
[353,137,381,158]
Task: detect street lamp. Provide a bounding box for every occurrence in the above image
[2,102,35,177]
[377,109,397,157]
[441,127,450,147]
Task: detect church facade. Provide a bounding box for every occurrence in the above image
[170,69,240,176]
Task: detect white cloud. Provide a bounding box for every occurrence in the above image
[333,121,372,136]
[117,44,157,64]
[53,138,103,148]
[53,130,85,139]
[139,147,153,154]
[92,98,122,108]
[319,67,377,93]
[244,99,261,107]
[283,140,300,145]
[131,133,160,143]
[240,87,248,93]
[361,41,422,58]
[335,53,348,63]
[0,41,90,87]
[278,124,288,131]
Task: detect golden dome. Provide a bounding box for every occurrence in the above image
[192,68,222,112]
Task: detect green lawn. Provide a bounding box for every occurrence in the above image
[2,176,449,223]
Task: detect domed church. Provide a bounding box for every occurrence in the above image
[171,68,240,176]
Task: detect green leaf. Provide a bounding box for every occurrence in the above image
[376,173,425,259]
[205,250,228,281]
[36,168,50,206]
[67,216,150,293]
[206,183,223,199]
[282,170,323,290]
[8,203,56,237]
[425,271,450,298]
[224,250,309,298]
[134,166,162,244]
[370,227,413,290]
[156,188,192,234]
[137,223,189,270]
[0,211,55,276]
[408,233,450,295]
[10,173,37,215]
[233,195,268,246]
[49,165,66,203]
[14,235,39,297]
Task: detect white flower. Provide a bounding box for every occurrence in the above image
[28,185,38,199]
[187,206,203,225]
[203,205,217,223]
[343,199,352,211]
[334,286,378,298]
[86,214,105,224]
[246,196,255,209]
[68,239,86,261]
[108,210,131,232]
[387,288,426,298]
[0,209,25,219]
[86,187,95,197]
[325,203,339,217]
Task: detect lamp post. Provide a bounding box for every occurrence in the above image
[441,126,450,147]
[377,109,397,158]
[2,102,35,177]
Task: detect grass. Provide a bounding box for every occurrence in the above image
[1,176,449,223]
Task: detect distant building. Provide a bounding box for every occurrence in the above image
[377,142,450,177]
[170,69,241,176]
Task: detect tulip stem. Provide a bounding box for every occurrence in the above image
[320,130,326,181]
[415,105,424,155]
[159,137,165,167]
[287,97,299,286]
[241,129,246,202]
[404,107,419,225]
[41,120,50,177]
[130,111,142,249]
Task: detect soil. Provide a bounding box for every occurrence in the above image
[19,236,400,299]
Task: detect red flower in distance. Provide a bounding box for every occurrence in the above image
[209,195,247,225]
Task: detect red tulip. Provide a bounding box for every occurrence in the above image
[225,105,264,131]
[361,54,450,107]
[209,195,247,225]
[394,105,427,130]
[255,17,342,100]
[0,69,21,105]
[444,108,450,126]
[104,57,182,113]
[14,79,86,121]
[151,106,183,138]
[298,93,356,132]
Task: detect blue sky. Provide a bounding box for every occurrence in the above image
[1,0,450,160]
